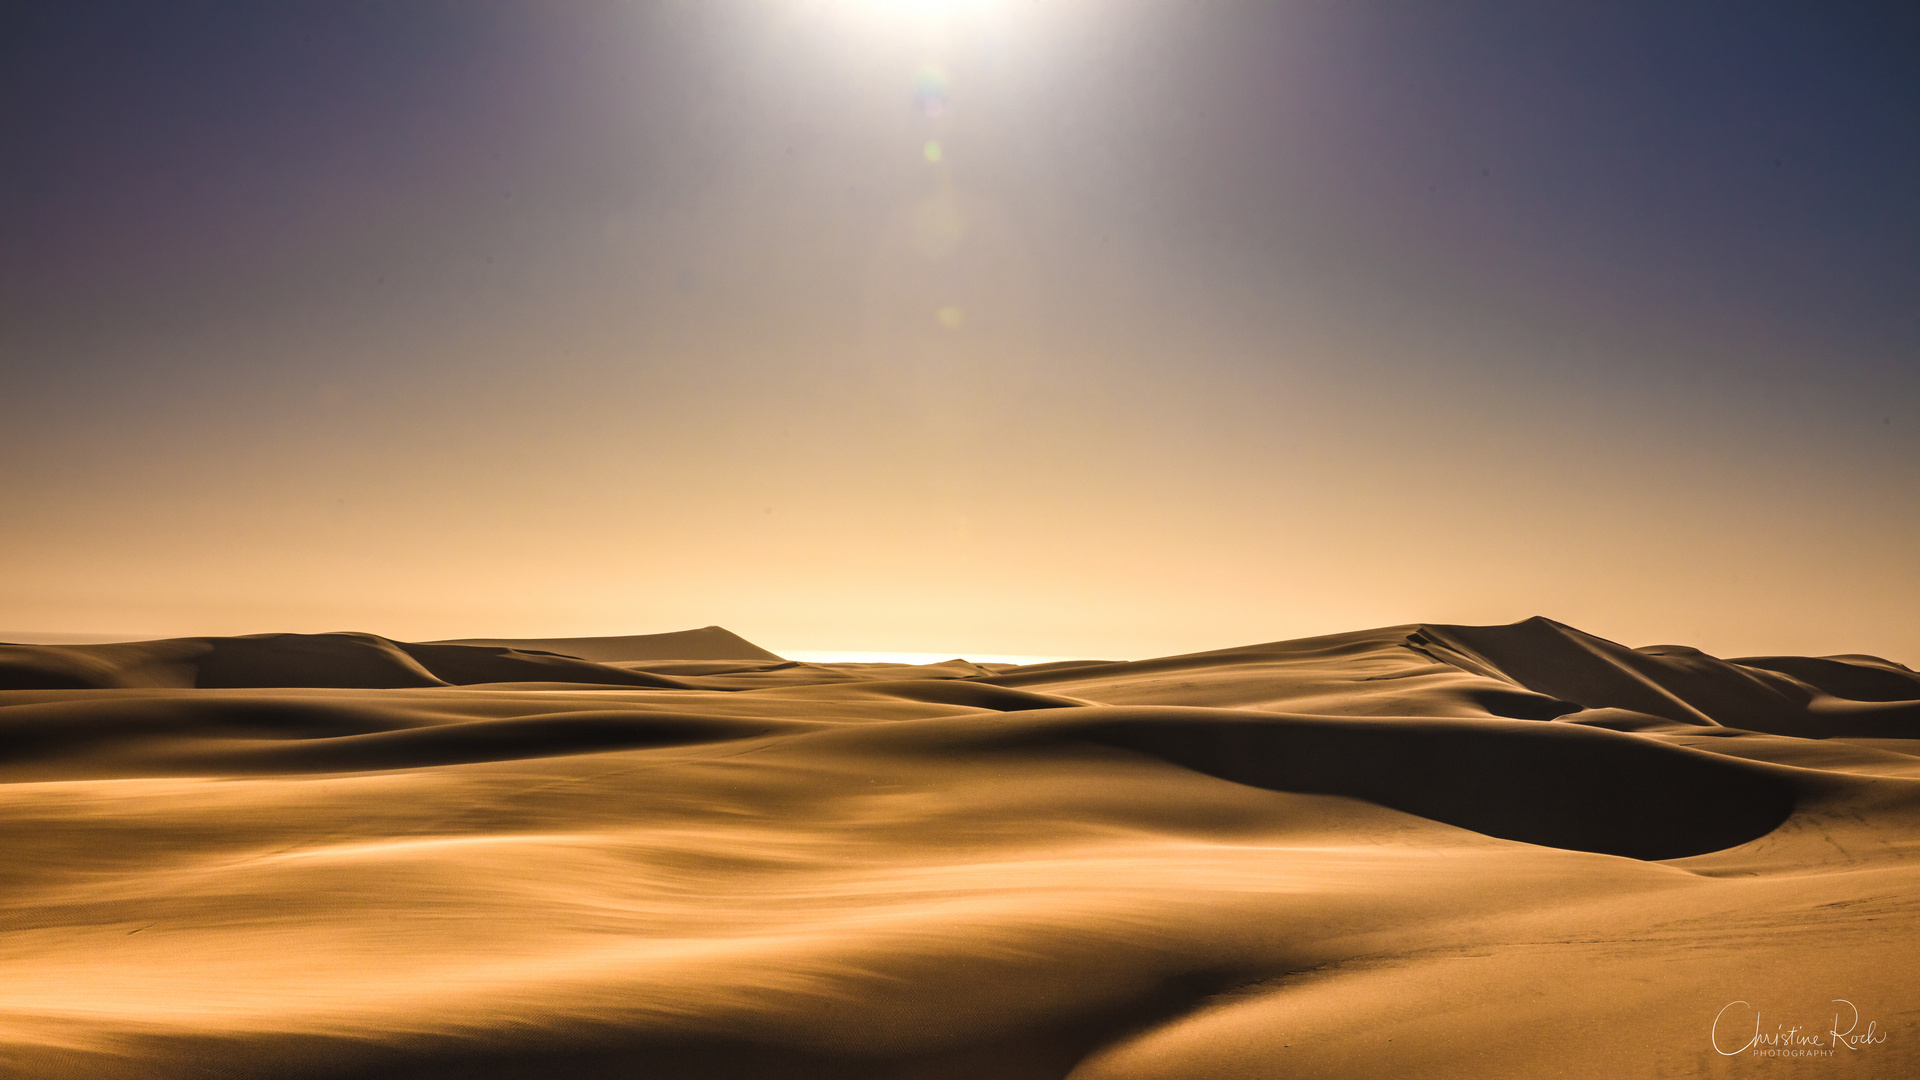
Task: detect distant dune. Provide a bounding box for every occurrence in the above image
[430,626,786,663]
[2,618,1915,1078]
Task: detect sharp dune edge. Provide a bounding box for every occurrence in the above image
[2,618,1916,1078]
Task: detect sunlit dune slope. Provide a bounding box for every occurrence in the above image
[3,619,1917,1079]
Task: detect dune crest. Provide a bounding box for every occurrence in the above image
[1410,615,1920,736]
[2,618,1916,1078]
[0,627,789,692]
[430,626,786,663]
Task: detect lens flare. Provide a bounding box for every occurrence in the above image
[923,139,943,163]
[913,63,950,116]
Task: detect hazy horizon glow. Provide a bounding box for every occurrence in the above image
[2,2,1916,663]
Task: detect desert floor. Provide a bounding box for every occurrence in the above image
[2,617,1916,1078]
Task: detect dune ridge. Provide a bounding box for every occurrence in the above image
[0,632,741,692]
[2,618,1916,1078]
[429,626,786,663]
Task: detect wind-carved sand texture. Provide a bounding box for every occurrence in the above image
[2,617,1916,1078]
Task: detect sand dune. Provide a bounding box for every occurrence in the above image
[429,627,786,664]
[2,619,1916,1077]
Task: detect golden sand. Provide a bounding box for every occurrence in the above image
[2,618,1914,1077]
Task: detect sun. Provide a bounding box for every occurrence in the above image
[809,0,1025,38]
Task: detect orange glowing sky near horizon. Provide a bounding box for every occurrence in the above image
[2,2,1916,663]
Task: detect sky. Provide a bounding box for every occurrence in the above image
[2,0,1916,662]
